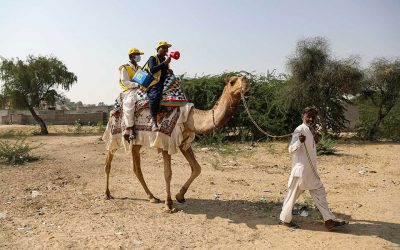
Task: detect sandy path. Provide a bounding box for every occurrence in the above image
[0,135,399,249]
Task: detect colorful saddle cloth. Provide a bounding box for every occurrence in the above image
[113,74,188,114]
[105,74,194,154]
[103,103,195,155]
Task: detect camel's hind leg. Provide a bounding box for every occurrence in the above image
[176,146,201,203]
[105,150,115,199]
[162,151,173,211]
[131,145,160,203]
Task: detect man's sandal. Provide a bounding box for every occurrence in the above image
[151,124,159,132]
[279,220,299,229]
[123,128,135,142]
[325,219,348,231]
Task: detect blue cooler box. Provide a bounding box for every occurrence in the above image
[132,69,153,89]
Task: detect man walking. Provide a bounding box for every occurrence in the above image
[279,107,347,230]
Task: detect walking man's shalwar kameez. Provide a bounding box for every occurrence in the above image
[280,123,336,222]
[279,107,347,230]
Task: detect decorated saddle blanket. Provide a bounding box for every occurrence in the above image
[114,74,188,114]
[104,74,194,155]
[103,103,195,155]
[110,106,180,137]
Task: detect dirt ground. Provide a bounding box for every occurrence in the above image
[0,126,399,249]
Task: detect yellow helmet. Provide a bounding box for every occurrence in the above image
[155,40,172,50]
[128,48,144,55]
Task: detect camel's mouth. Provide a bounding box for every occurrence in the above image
[241,77,250,93]
[235,76,250,95]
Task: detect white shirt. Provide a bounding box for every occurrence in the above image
[120,62,139,89]
[287,123,323,190]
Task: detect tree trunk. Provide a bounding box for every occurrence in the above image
[320,118,328,135]
[367,104,392,140]
[367,119,381,140]
[27,105,48,135]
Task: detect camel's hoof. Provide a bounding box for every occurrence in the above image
[175,193,186,203]
[166,198,173,209]
[149,197,161,203]
[105,193,114,200]
[163,207,179,214]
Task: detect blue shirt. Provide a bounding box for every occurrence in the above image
[148,54,168,88]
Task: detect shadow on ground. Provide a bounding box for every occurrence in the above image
[176,198,400,245]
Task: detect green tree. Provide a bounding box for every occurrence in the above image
[361,58,400,140]
[287,37,363,135]
[232,71,298,140]
[181,74,226,110]
[0,55,77,134]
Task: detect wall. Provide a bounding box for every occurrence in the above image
[0,110,108,125]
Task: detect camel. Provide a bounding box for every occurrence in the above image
[104,75,250,211]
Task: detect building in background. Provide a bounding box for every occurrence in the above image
[0,105,113,125]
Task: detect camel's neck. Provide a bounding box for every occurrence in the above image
[191,87,240,134]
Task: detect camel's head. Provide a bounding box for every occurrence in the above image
[225,75,250,99]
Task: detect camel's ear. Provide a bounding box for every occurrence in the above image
[225,75,231,83]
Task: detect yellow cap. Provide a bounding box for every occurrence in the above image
[155,40,172,50]
[128,48,144,55]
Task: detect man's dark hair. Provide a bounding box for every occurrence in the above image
[302,106,318,116]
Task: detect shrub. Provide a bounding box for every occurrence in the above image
[0,138,40,165]
[96,121,106,133]
[0,130,28,138]
[316,136,337,155]
[73,119,82,134]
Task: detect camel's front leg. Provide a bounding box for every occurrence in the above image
[131,145,160,203]
[176,146,201,203]
[162,151,173,211]
[105,150,114,199]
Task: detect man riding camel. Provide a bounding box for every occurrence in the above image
[119,47,144,141]
[144,40,172,131]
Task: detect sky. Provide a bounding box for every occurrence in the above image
[0,0,399,104]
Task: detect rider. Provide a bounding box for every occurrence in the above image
[119,47,144,141]
[144,40,172,131]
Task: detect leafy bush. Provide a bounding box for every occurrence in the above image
[30,128,42,136]
[73,119,82,134]
[0,130,28,138]
[96,121,106,133]
[195,132,226,146]
[0,138,40,165]
[316,137,337,155]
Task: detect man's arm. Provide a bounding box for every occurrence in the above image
[288,130,304,154]
[148,56,168,74]
[120,67,138,89]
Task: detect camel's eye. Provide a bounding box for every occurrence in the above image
[230,79,236,85]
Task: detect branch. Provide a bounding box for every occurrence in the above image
[38,84,53,102]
